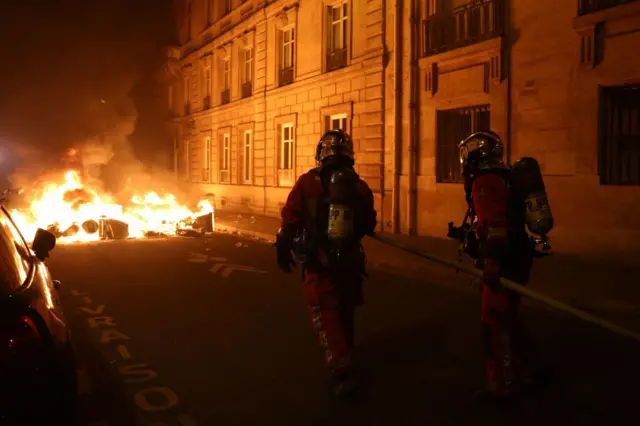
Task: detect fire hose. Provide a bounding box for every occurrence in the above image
[371,233,640,343]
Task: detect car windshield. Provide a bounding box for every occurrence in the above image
[0,207,32,291]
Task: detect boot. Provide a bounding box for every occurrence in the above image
[331,370,361,399]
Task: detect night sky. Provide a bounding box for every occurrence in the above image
[0,0,175,168]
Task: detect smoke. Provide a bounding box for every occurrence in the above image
[6,95,195,212]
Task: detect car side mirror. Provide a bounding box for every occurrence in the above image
[32,228,56,261]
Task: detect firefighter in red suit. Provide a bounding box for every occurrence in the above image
[458,130,548,400]
[274,129,377,398]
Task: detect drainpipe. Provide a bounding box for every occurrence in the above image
[380,0,387,233]
[408,0,420,235]
[391,0,403,234]
[505,0,513,165]
[263,4,269,217]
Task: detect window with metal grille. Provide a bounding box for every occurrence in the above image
[599,85,640,185]
[436,105,491,183]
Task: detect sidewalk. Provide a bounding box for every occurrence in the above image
[213,210,640,319]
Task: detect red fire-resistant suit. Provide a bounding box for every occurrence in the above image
[280,166,376,376]
[472,170,536,396]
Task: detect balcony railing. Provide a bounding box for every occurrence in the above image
[203,95,211,110]
[241,81,253,99]
[279,67,294,87]
[326,48,347,72]
[220,89,230,105]
[578,0,639,15]
[422,0,504,57]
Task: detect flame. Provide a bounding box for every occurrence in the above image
[10,170,214,243]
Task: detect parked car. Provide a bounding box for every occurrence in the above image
[0,206,78,425]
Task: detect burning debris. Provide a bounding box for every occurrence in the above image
[10,170,215,243]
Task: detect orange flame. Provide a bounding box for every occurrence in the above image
[10,170,214,243]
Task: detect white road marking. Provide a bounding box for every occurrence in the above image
[116,344,132,360]
[220,265,268,278]
[186,252,209,263]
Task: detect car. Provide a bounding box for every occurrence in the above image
[0,206,78,425]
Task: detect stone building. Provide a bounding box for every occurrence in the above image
[159,0,640,248]
[159,0,391,230]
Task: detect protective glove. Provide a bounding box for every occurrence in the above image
[482,260,501,293]
[276,246,296,273]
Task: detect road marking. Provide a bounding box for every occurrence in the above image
[77,367,92,395]
[209,263,226,274]
[220,265,268,278]
[186,252,209,263]
[209,263,267,278]
[134,386,179,412]
[117,344,132,359]
[71,290,200,425]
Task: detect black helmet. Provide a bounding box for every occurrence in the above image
[458,130,505,174]
[315,129,354,163]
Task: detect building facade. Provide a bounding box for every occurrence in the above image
[159,0,392,232]
[159,0,640,248]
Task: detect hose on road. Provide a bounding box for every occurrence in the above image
[371,233,640,343]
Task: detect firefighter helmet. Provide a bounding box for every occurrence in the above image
[458,130,505,173]
[315,129,354,163]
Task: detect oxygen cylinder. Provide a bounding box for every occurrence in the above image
[326,168,358,243]
[510,157,554,237]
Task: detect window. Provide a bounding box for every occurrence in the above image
[599,85,640,185]
[328,113,348,131]
[203,136,212,182]
[204,66,212,97]
[279,27,295,86]
[223,58,230,90]
[280,124,294,170]
[220,133,230,183]
[224,0,232,15]
[205,0,211,25]
[243,48,253,83]
[184,76,191,114]
[243,130,253,183]
[184,140,190,180]
[327,3,349,71]
[436,105,490,183]
[329,3,348,52]
[282,28,295,70]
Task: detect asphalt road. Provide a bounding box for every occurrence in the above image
[47,232,640,426]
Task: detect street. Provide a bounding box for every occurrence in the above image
[49,232,640,426]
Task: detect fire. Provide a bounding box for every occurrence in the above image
[10,170,214,243]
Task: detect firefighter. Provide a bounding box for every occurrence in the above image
[458,130,550,401]
[274,129,377,398]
